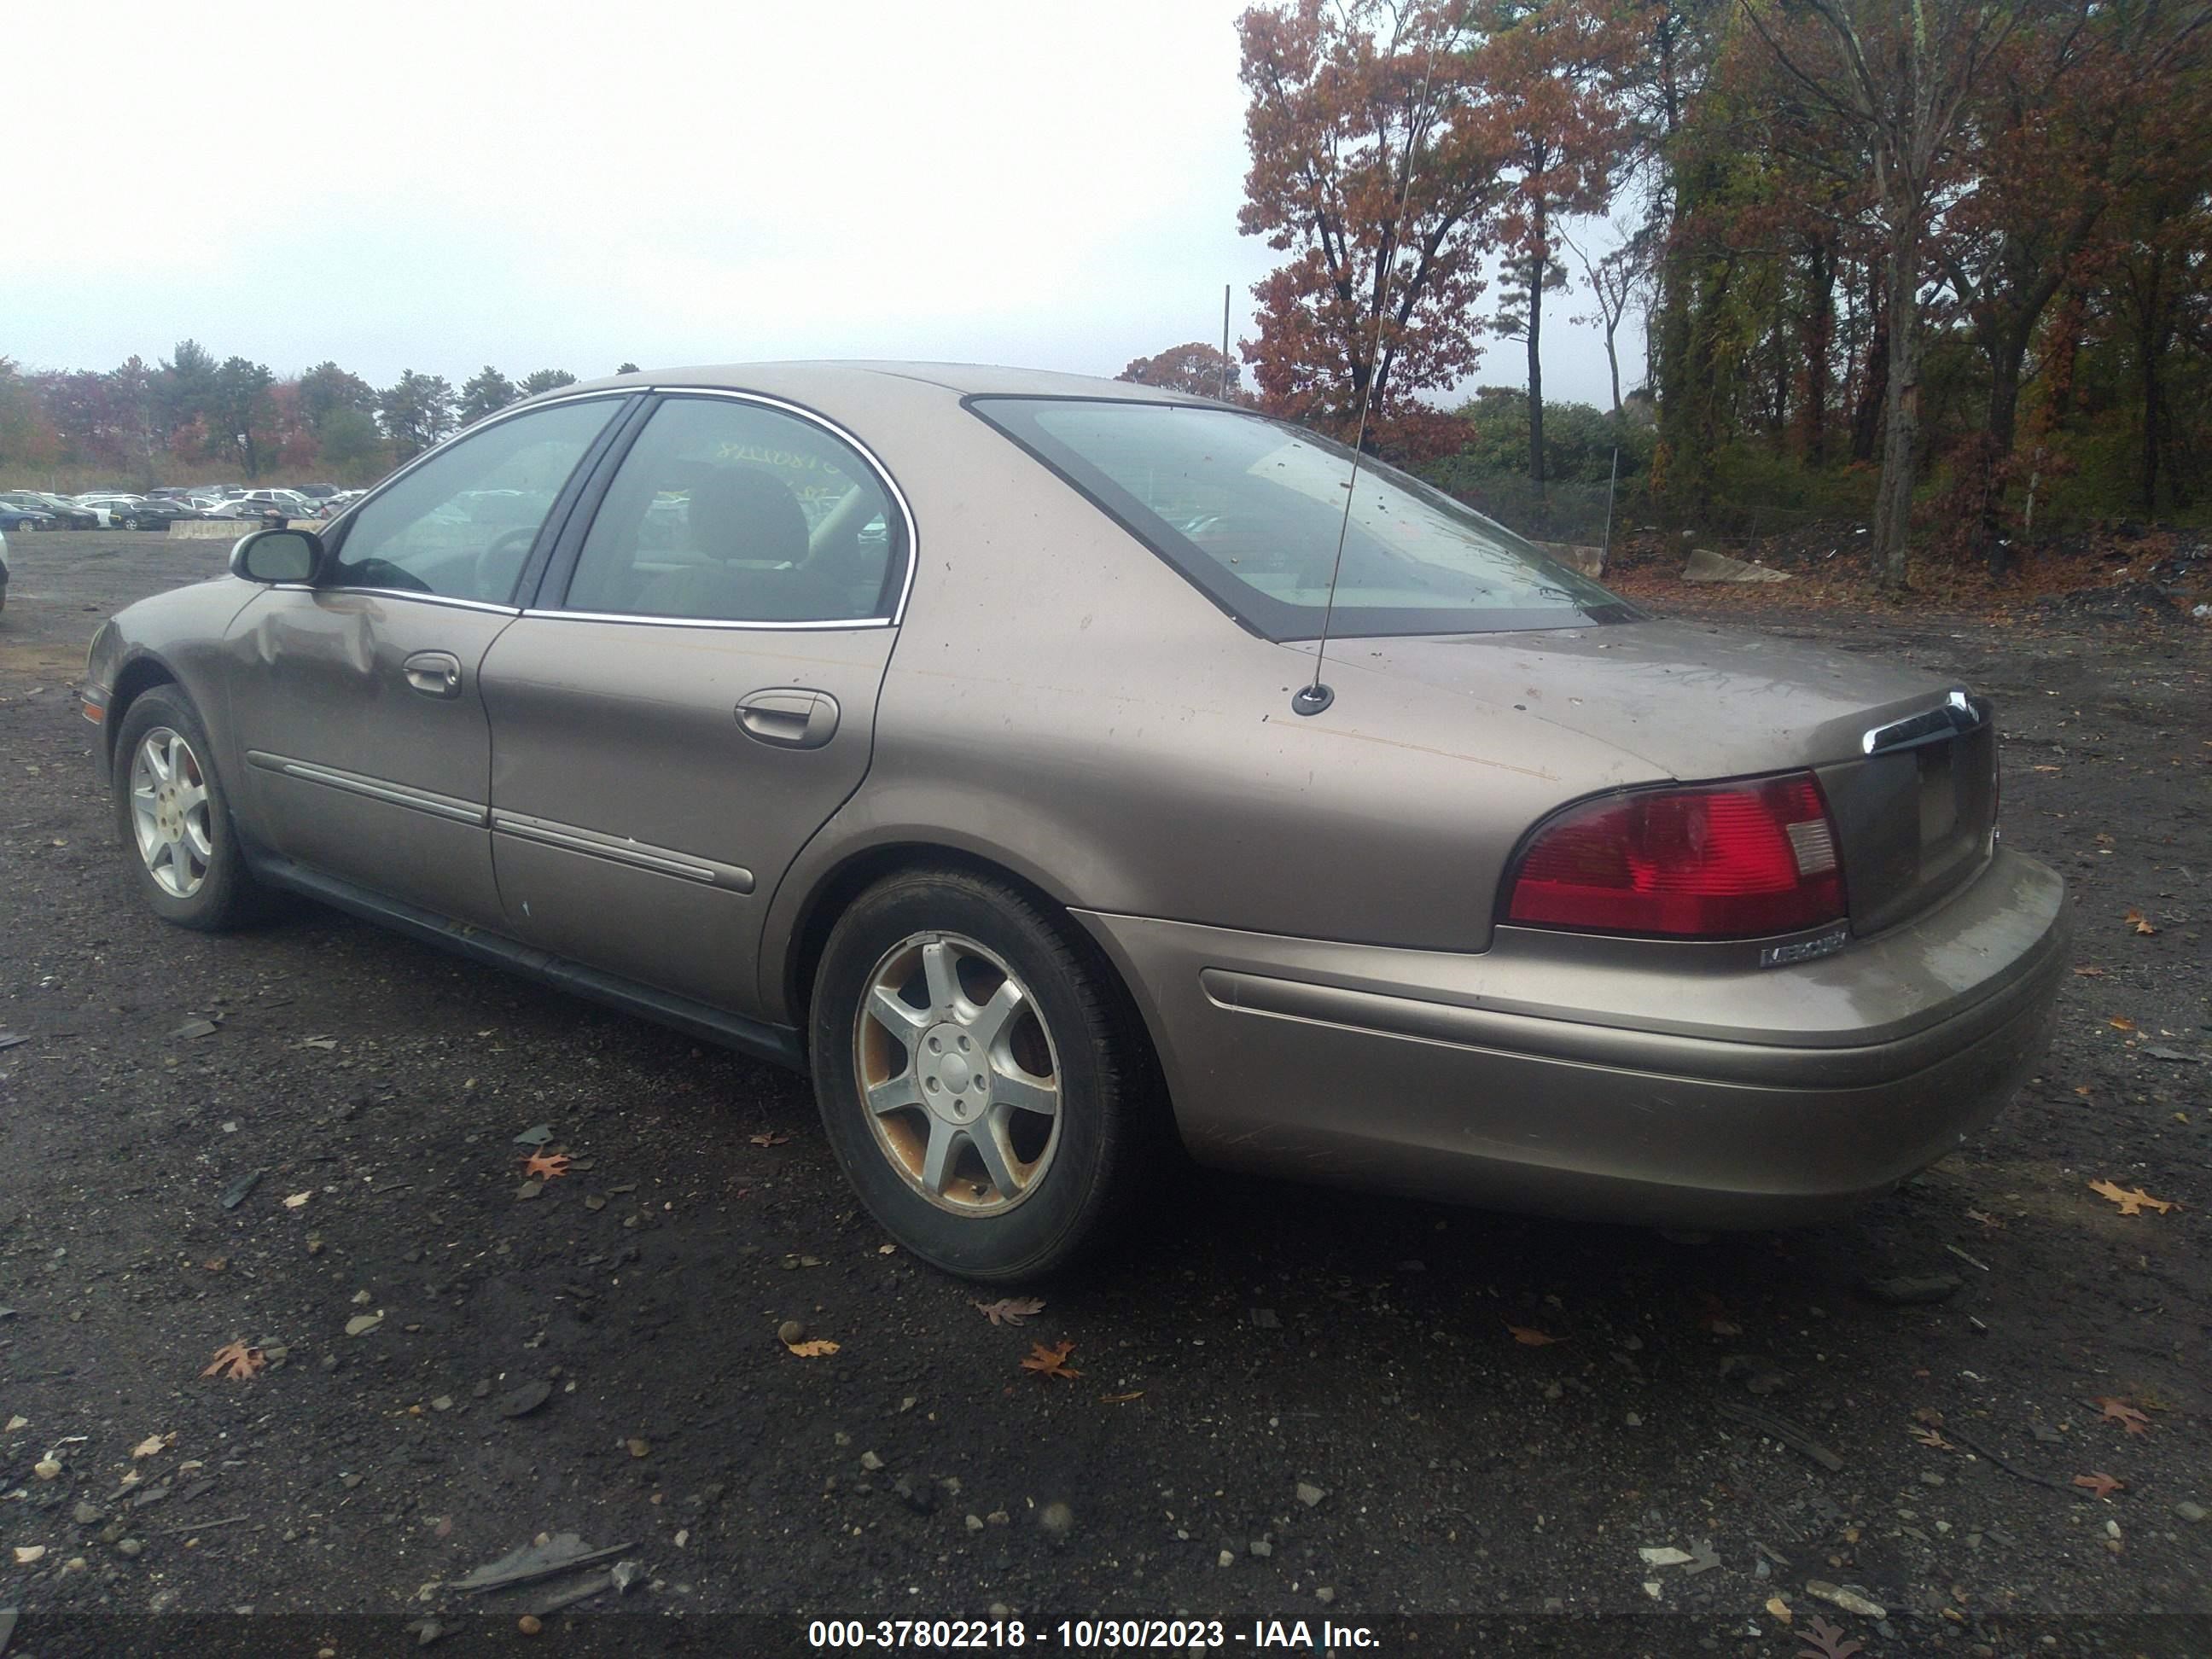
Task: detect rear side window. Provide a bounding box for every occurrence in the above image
[971,399,1633,640]
[559,396,902,624]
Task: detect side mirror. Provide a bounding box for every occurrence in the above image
[230,527,323,585]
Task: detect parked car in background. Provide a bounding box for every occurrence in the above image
[77,494,191,532]
[0,500,58,533]
[295,481,341,500]
[204,489,315,521]
[3,492,101,529]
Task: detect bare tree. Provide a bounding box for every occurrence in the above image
[1564,225,1650,413]
[1738,0,2025,586]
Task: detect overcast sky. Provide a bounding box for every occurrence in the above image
[10,0,1633,407]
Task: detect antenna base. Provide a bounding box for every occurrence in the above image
[1290,683,1334,716]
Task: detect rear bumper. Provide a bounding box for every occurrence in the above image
[1075,847,2070,1228]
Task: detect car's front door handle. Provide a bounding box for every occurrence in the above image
[736,688,840,750]
[402,650,463,700]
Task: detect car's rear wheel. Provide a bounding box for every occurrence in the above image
[121,515,140,532]
[112,686,269,930]
[809,870,1149,1281]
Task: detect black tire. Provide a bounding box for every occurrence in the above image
[809,869,1153,1281]
[121,515,140,532]
[111,685,271,931]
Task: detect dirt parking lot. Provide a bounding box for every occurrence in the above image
[2,533,2208,1656]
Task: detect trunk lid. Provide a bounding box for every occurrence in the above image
[1318,619,2000,937]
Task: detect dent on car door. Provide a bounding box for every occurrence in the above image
[222,398,624,927]
[479,393,912,1019]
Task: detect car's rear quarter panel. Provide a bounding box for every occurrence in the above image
[754,379,1663,1021]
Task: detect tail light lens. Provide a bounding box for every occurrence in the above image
[1505,772,1847,939]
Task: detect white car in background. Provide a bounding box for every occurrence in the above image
[204,489,317,521]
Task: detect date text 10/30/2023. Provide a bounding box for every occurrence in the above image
[806,1619,1382,1650]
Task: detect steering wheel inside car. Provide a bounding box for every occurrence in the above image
[471,527,538,603]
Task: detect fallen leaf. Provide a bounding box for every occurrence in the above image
[1019,1340,1081,1381]
[972,1296,1045,1327]
[784,1339,841,1357]
[283,1191,311,1209]
[1796,1616,1865,1659]
[2032,764,2061,772]
[2088,1179,2175,1216]
[1964,1208,2005,1231]
[748,1131,792,1147]
[2123,909,2160,936]
[1506,1324,1563,1346]
[131,1433,173,1459]
[201,1341,265,1382]
[1911,1426,1953,1451]
[2071,964,2106,977]
[626,1437,650,1458]
[1099,1391,1144,1403]
[14,1545,45,1565]
[2107,1016,2137,1032]
[2095,1397,2151,1435]
[2073,1472,2125,1499]
[520,1151,571,1181]
[1765,1594,1792,1624]
[4,1415,26,1433]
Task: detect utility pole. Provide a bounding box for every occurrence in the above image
[1220,284,1231,401]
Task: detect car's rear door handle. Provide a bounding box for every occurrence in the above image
[736,688,839,750]
[402,650,463,700]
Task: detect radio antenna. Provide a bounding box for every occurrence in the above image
[1294,11,1459,718]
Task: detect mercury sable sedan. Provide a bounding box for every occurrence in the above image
[81,363,2069,1279]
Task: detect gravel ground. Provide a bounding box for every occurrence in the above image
[2,533,2208,1656]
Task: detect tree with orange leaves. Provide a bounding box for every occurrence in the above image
[1476,0,1642,483]
[1236,1,1507,440]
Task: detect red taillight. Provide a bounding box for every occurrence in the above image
[1505,773,1847,939]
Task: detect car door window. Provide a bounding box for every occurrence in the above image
[329,399,618,603]
[560,397,902,623]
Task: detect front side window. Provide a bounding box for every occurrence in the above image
[560,396,902,624]
[327,399,618,602]
[971,399,1634,640]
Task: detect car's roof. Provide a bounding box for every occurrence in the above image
[545,360,1224,408]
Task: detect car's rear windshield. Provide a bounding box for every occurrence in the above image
[969,397,1635,640]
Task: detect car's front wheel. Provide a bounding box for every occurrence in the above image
[112,686,269,930]
[809,870,1152,1281]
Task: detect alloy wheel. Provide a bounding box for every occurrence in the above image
[128,726,212,898]
[853,932,1062,1215]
